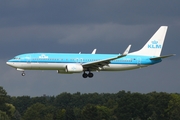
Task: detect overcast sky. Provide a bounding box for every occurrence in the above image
[0,1,179,97]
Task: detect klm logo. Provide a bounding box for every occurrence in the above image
[148,40,161,49]
[71,67,76,70]
[39,54,49,59]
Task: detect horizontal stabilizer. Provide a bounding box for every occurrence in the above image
[150,54,175,60]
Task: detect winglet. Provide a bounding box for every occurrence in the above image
[122,45,131,55]
[91,49,97,54]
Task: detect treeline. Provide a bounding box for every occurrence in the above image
[0,86,180,120]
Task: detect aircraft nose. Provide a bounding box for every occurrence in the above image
[6,62,13,66]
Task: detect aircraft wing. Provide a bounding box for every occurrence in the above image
[82,45,131,70]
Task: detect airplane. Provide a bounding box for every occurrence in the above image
[6,26,175,78]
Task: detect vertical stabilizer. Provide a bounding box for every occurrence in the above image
[130,26,168,57]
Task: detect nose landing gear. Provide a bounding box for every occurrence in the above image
[21,72,25,76]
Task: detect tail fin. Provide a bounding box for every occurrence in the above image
[130,26,168,57]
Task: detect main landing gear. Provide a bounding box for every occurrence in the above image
[82,71,94,78]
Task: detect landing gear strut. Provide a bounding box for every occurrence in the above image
[82,71,94,78]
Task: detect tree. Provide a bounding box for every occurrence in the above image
[4,88,180,119]
[167,94,180,120]
[44,113,54,120]
[23,103,54,120]
[96,105,111,120]
[0,86,14,119]
[10,96,31,116]
[74,107,82,120]
[0,86,7,104]
[65,107,76,120]
[55,109,66,120]
[114,92,149,119]
[0,110,10,120]
[5,103,16,117]
[82,104,98,120]
[146,92,171,120]
[55,92,72,108]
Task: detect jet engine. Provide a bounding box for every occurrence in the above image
[57,64,83,74]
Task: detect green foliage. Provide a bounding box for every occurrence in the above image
[10,96,31,115]
[82,104,98,120]
[96,105,111,120]
[167,94,180,120]
[55,92,72,108]
[0,86,17,120]
[0,110,10,120]
[1,85,180,120]
[5,103,16,117]
[0,86,7,104]
[23,102,54,120]
[81,104,111,120]
[65,107,76,120]
[146,92,171,120]
[54,109,66,120]
[114,92,148,119]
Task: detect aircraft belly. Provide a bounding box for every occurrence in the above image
[102,64,141,71]
[13,63,65,70]
[30,63,65,70]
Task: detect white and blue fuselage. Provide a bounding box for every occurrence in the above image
[7,53,161,70]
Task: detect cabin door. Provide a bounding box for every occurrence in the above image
[137,58,141,66]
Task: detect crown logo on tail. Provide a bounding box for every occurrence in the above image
[148,40,161,49]
[151,40,158,44]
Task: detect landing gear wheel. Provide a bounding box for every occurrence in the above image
[82,73,88,78]
[88,73,93,78]
[22,72,25,76]
[82,71,94,78]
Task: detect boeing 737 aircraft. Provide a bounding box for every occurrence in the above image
[6,26,174,78]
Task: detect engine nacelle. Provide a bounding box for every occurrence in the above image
[57,64,83,74]
[66,64,83,73]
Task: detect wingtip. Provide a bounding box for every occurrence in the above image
[122,45,131,55]
[91,49,97,54]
